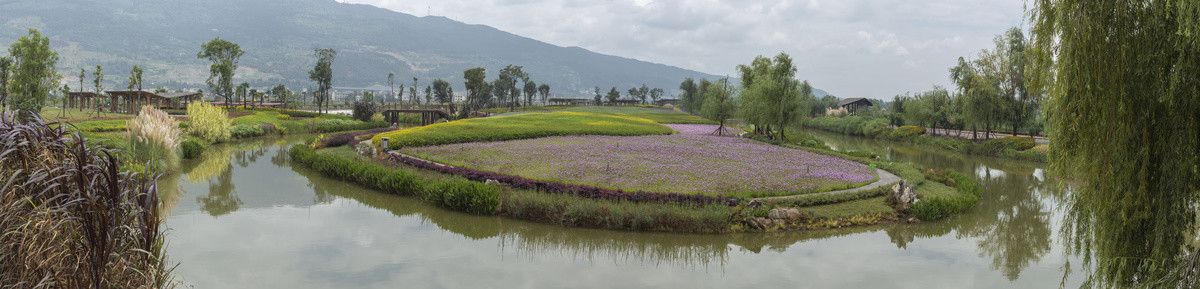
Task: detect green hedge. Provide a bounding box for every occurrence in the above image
[181,138,208,159]
[289,145,497,215]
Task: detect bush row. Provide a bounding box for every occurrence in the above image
[389,152,739,207]
[289,145,499,214]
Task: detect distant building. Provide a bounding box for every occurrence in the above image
[656,98,680,107]
[837,98,873,114]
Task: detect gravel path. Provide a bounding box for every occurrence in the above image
[759,168,901,201]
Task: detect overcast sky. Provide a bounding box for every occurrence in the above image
[344,0,1028,99]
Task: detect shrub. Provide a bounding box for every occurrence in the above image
[186,101,232,143]
[861,119,889,137]
[352,101,377,122]
[226,122,270,139]
[893,125,926,137]
[276,114,291,121]
[126,105,182,173]
[910,170,981,221]
[825,107,849,117]
[181,138,207,159]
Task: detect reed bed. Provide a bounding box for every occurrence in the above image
[127,105,182,173]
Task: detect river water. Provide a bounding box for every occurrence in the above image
[159,131,1080,288]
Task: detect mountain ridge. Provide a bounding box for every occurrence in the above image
[0,0,831,98]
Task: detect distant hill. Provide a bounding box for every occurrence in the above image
[0,0,829,98]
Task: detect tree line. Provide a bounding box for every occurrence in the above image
[886,27,1040,139]
[676,52,819,139]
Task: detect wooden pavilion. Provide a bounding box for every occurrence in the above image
[65,92,109,111]
[106,90,202,113]
[608,99,641,106]
[837,98,874,115]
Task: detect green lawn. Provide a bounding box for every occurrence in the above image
[373,111,674,149]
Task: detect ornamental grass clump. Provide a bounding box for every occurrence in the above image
[127,105,182,173]
[186,101,232,143]
[0,112,173,288]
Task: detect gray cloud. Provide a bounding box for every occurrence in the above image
[346,0,1026,99]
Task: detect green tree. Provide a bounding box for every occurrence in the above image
[1031,1,1200,287]
[308,48,336,114]
[700,78,736,135]
[649,88,663,105]
[0,56,12,112]
[736,53,806,140]
[270,84,291,108]
[523,80,537,106]
[235,82,249,109]
[679,78,698,111]
[463,67,490,115]
[432,78,455,116]
[197,38,244,109]
[6,29,60,118]
[593,86,601,105]
[92,65,105,114]
[605,87,620,104]
[537,83,550,104]
[498,65,526,110]
[410,77,419,105]
[387,73,395,103]
[423,85,431,107]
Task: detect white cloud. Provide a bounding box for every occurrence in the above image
[345,0,1027,98]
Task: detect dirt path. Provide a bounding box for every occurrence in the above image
[759,168,900,201]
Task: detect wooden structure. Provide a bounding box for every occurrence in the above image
[106,90,201,113]
[65,92,108,111]
[382,109,450,126]
[608,99,641,106]
[548,98,592,106]
[837,98,874,114]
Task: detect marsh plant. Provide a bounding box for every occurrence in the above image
[0,112,174,288]
[186,100,232,143]
[127,105,182,173]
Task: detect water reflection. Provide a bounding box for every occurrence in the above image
[157,132,1083,288]
[808,129,1057,281]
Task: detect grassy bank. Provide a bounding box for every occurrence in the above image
[806,115,1048,162]
[372,111,674,149]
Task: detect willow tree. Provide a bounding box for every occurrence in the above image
[700,78,735,135]
[1031,1,1200,287]
[737,53,808,140]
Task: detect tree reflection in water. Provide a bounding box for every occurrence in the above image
[197,163,242,217]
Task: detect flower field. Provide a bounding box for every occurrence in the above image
[401,124,878,198]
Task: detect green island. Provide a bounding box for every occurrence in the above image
[293,105,980,233]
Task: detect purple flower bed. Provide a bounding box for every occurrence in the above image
[387,152,738,206]
[400,124,878,198]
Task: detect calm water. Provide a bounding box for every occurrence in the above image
[160,132,1080,288]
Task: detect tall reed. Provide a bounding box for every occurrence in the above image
[128,105,182,173]
[186,101,232,143]
[0,112,174,288]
